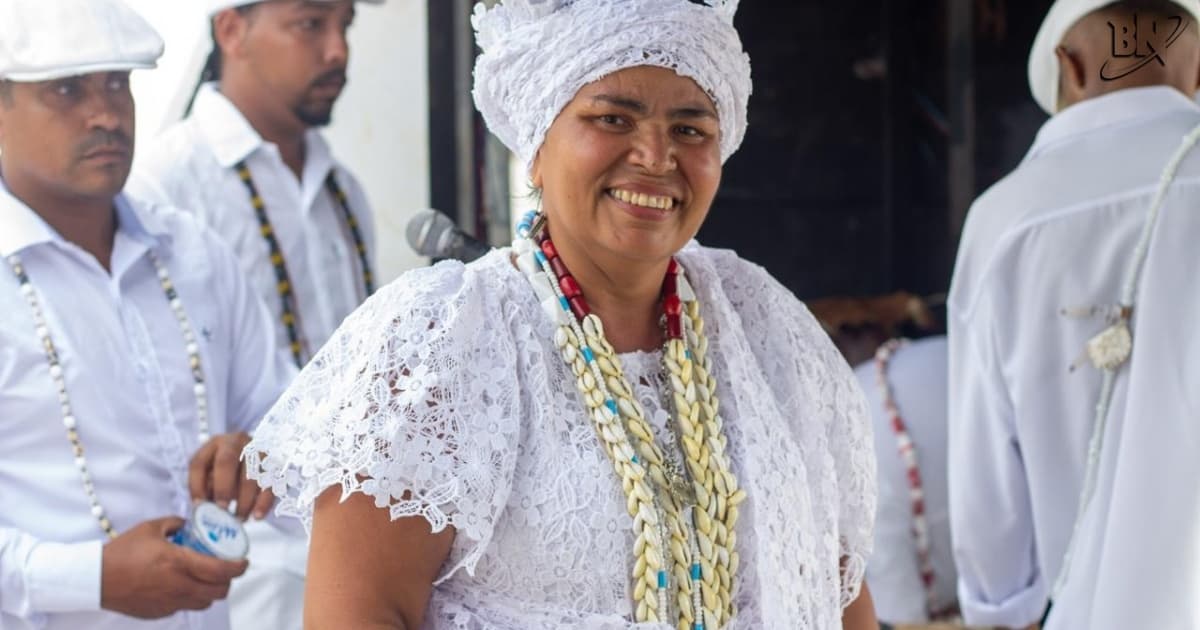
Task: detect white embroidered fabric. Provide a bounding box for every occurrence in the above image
[471,0,752,170]
[245,243,875,629]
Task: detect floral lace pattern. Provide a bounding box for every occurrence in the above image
[245,243,875,628]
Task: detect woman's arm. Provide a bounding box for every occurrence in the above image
[841,581,879,630]
[304,487,455,630]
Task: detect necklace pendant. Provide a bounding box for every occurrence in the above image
[1087,319,1132,370]
[1063,303,1134,372]
[668,471,696,506]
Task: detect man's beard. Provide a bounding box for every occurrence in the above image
[294,100,335,127]
[293,69,347,127]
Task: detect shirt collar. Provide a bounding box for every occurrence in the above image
[300,128,336,202]
[0,180,55,257]
[191,82,339,186]
[1025,86,1200,162]
[115,194,172,248]
[192,82,264,168]
[0,178,170,258]
[304,127,334,174]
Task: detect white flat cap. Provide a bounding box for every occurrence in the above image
[1029,0,1200,114]
[0,0,164,82]
[206,0,385,17]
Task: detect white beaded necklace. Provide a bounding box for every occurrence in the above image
[513,211,743,628]
[1052,122,1200,598]
[6,251,210,540]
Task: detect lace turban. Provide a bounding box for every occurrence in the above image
[471,0,753,171]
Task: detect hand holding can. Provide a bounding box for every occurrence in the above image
[170,501,250,561]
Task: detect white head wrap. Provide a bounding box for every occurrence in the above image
[471,0,752,171]
[1029,0,1200,114]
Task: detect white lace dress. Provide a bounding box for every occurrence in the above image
[246,243,876,629]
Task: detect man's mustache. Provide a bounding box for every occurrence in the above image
[310,69,347,90]
[76,129,132,158]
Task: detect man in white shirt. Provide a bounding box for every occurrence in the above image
[949,1,1200,628]
[131,0,382,367]
[128,2,384,627]
[0,1,295,629]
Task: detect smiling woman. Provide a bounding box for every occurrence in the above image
[526,67,726,358]
[245,1,879,629]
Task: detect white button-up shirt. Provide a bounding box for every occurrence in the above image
[0,183,294,630]
[949,85,1200,630]
[855,336,956,625]
[129,83,374,630]
[129,82,376,365]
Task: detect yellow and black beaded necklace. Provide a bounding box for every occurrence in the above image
[234,161,374,366]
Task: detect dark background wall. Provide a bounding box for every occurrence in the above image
[431,0,1055,300]
[695,0,1052,300]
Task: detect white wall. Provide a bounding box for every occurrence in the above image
[322,1,430,281]
[126,0,430,284]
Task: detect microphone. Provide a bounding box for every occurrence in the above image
[405,209,492,262]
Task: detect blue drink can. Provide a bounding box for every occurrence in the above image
[170,502,249,560]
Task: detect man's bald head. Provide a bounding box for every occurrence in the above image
[1057,0,1200,109]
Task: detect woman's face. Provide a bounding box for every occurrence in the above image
[531,65,722,267]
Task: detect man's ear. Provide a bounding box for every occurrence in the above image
[1193,51,1200,95]
[1055,44,1087,111]
[212,9,251,60]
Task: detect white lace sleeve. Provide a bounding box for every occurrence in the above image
[244,260,523,581]
[704,249,877,608]
[808,304,877,608]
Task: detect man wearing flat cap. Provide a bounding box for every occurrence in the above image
[948,1,1200,628]
[0,0,295,628]
[128,2,384,628]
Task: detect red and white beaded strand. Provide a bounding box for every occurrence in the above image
[6,252,210,539]
[874,339,938,617]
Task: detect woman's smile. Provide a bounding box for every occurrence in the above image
[607,187,676,211]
